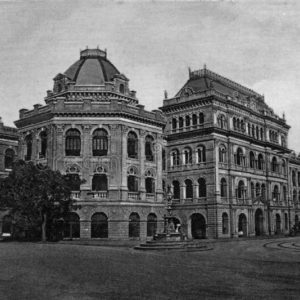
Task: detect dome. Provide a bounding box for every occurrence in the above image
[63,48,120,85]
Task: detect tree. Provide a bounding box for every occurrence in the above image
[0,160,82,241]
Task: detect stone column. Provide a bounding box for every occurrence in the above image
[120,125,129,200]
[55,125,65,171]
[139,130,146,201]
[155,134,163,202]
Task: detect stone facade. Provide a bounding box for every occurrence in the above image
[161,67,298,239]
[0,117,18,233]
[3,49,300,240]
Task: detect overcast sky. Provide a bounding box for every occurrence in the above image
[1,0,300,149]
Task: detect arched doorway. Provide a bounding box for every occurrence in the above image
[147,213,157,237]
[275,214,281,235]
[2,215,12,234]
[255,209,264,236]
[191,213,206,239]
[238,214,247,237]
[91,213,108,238]
[129,213,140,238]
[63,213,80,239]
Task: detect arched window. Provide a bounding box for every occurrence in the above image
[198,178,206,198]
[119,83,125,94]
[185,179,193,199]
[261,184,266,200]
[183,148,192,165]
[129,213,140,238]
[162,149,166,171]
[222,213,229,234]
[281,135,286,147]
[237,119,240,130]
[192,114,197,126]
[285,213,288,230]
[252,125,255,137]
[292,171,296,186]
[293,189,297,203]
[185,115,190,127]
[236,148,243,166]
[220,178,227,197]
[251,182,255,199]
[248,123,251,135]
[63,212,80,239]
[145,170,155,194]
[219,146,226,163]
[4,149,14,169]
[2,215,12,234]
[92,174,108,191]
[145,135,154,161]
[25,134,32,161]
[91,213,108,238]
[179,117,184,129]
[65,129,81,156]
[173,180,180,200]
[93,129,108,156]
[237,180,245,199]
[127,132,138,159]
[249,151,255,168]
[218,115,226,129]
[273,185,280,202]
[127,167,138,192]
[197,146,206,163]
[258,154,264,170]
[283,186,287,202]
[40,131,47,158]
[199,112,204,124]
[260,128,264,140]
[171,149,180,166]
[271,157,278,173]
[65,173,81,191]
[233,117,236,129]
[147,213,157,237]
[172,118,177,131]
[256,126,259,139]
[255,183,260,197]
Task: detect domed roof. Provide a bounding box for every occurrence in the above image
[63,48,120,85]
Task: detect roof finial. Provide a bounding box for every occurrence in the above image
[283,112,286,120]
[164,90,168,99]
[204,63,207,70]
[86,45,88,49]
[0,116,2,123]
[97,45,99,49]
[188,67,191,78]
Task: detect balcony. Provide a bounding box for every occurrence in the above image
[128,192,139,201]
[92,191,108,199]
[71,191,81,200]
[146,193,155,201]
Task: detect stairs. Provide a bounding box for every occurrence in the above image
[134,239,212,251]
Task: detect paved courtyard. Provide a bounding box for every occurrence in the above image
[0,237,299,299]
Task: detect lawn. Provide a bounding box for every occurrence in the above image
[0,237,299,299]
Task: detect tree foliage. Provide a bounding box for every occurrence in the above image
[0,160,82,241]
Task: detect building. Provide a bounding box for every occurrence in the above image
[6,48,300,240]
[0,117,18,234]
[161,67,298,239]
[14,48,166,240]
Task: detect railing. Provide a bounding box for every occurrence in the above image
[128,192,139,200]
[146,193,155,201]
[92,191,107,199]
[72,192,81,199]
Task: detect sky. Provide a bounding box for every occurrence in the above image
[0,0,300,149]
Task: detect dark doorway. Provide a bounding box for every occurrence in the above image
[91,213,108,238]
[191,213,206,239]
[255,209,264,236]
[63,213,80,239]
[275,214,281,235]
[238,214,247,237]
